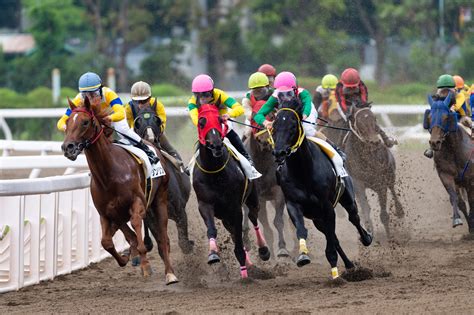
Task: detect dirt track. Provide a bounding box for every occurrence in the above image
[1,149,473,314]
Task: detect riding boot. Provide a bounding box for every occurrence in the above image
[376,125,396,148]
[159,134,189,174]
[424,148,434,159]
[136,140,160,164]
[226,130,255,166]
[326,139,347,163]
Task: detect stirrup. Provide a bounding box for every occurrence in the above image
[423,148,433,159]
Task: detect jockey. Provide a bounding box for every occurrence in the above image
[258,64,277,88]
[254,71,347,161]
[56,72,159,164]
[336,68,396,148]
[241,71,274,142]
[453,75,472,112]
[125,81,188,173]
[313,74,338,120]
[188,74,260,177]
[424,74,472,158]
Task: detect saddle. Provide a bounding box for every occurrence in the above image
[114,139,165,179]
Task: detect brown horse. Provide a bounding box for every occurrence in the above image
[321,105,404,237]
[425,93,474,232]
[61,97,178,284]
[244,129,290,257]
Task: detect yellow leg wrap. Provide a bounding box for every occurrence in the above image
[299,239,308,255]
[331,267,339,279]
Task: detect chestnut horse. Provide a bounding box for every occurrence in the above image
[192,104,270,279]
[61,97,178,284]
[424,93,474,232]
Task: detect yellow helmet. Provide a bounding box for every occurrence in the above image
[321,74,338,89]
[248,72,269,89]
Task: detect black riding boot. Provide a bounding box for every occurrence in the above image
[376,125,396,148]
[226,129,255,165]
[159,134,189,175]
[326,139,347,163]
[136,140,159,164]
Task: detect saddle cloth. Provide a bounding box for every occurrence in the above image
[306,136,348,178]
[188,138,262,180]
[114,139,165,179]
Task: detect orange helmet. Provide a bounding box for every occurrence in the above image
[258,64,276,77]
[453,75,464,89]
[341,68,361,88]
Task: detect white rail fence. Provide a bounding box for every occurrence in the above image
[0,173,128,293]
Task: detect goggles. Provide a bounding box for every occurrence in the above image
[81,89,101,99]
[194,91,213,99]
[277,89,296,101]
[133,98,151,105]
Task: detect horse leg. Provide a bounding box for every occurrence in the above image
[119,223,140,266]
[153,189,178,284]
[222,215,247,278]
[464,186,474,234]
[286,201,310,267]
[353,178,373,234]
[99,216,129,267]
[322,207,341,279]
[198,201,220,264]
[389,185,405,219]
[339,177,373,246]
[271,193,290,257]
[246,186,271,261]
[172,206,194,255]
[143,221,154,252]
[438,172,463,227]
[312,218,355,271]
[376,187,391,238]
[242,205,251,250]
[129,197,152,277]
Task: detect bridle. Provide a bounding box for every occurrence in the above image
[70,107,104,150]
[347,107,373,143]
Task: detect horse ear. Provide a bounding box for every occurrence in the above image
[198,117,207,129]
[444,91,452,107]
[427,94,434,106]
[196,95,201,107]
[67,97,76,110]
[215,95,222,108]
[151,98,157,111]
[83,95,91,111]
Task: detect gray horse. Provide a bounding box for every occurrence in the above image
[425,93,474,232]
[243,129,290,257]
[321,105,404,237]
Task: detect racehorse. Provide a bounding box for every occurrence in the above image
[61,97,178,284]
[192,103,270,278]
[132,102,194,254]
[322,105,404,237]
[244,128,290,257]
[271,98,372,279]
[424,93,474,232]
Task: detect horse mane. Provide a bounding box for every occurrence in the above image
[279,98,303,117]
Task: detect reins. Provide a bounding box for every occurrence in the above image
[71,108,104,149]
[195,145,231,174]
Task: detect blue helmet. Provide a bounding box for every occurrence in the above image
[78,72,102,92]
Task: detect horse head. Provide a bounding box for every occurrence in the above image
[197,104,228,158]
[62,96,109,160]
[133,100,163,145]
[272,98,304,165]
[425,92,458,151]
[348,105,380,144]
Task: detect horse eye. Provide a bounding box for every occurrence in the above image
[82,120,89,127]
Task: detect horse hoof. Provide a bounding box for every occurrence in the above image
[258,246,271,261]
[180,240,195,255]
[141,264,153,277]
[208,251,220,265]
[453,218,463,228]
[277,248,290,258]
[144,242,154,253]
[131,255,141,267]
[360,232,373,247]
[296,254,311,267]
[166,273,179,285]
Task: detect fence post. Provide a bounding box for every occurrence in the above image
[107,68,116,92]
[52,69,61,105]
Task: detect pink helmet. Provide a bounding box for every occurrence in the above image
[192,74,214,93]
[274,71,297,90]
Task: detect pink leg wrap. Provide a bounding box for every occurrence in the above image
[240,266,248,278]
[245,248,253,267]
[254,226,267,248]
[209,238,218,253]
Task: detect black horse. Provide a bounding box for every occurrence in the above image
[271,98,372,279]
[193,104,270,279]
[133,103,194,254]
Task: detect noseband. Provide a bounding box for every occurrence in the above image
[348,107,373,143]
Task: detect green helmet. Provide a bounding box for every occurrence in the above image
[248,72,269,89]
[321,74,338,89]
[436,74,455,88]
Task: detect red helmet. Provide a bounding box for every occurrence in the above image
[341,68,360,88]
[258,64,276,77]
